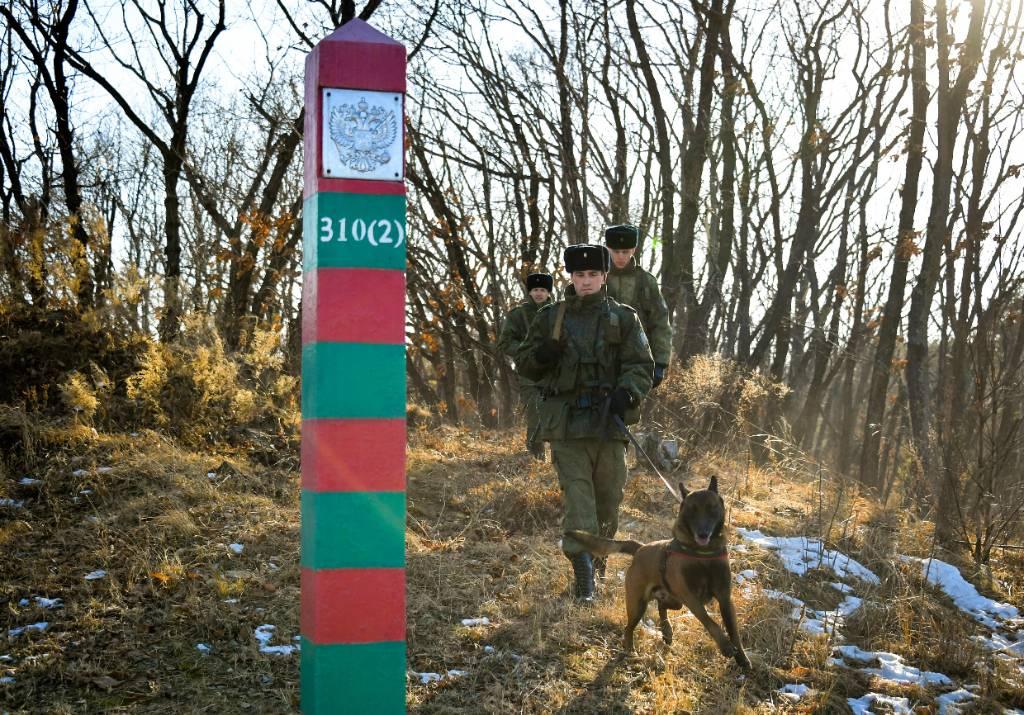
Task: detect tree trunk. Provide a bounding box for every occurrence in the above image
[859,0,929,488]
[904,0,985,541]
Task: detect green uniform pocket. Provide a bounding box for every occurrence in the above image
[537,398,570,441]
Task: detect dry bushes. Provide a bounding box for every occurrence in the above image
[0,308,296,451]
[647,355,789,462]
[123,314,297,442]
[0,304,147,412]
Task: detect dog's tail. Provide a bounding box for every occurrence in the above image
[565,530,643,556]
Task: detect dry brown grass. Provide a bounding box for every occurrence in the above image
[2,418,1023,713]
[1,424,300,713]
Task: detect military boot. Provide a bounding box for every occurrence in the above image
[528,440,545,461]
[569,552,595,604]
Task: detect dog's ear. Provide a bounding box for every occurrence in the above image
[708,475,719,493]
[678,481,689,500]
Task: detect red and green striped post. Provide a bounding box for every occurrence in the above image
[300,19,407,714]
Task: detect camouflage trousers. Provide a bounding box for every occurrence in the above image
[519,383,543,454]
[550,439,627,555]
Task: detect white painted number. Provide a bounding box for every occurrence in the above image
[319,217,405,247]
[372,220,392,245]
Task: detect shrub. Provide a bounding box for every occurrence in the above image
[647,354,789,457]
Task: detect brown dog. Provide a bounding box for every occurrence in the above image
[567,476,750,668]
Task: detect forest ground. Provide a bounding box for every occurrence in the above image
[2,418,1024,713]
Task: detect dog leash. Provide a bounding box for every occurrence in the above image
[612,413,682,503]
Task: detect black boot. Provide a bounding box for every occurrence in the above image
[569,552,595,604]
[528,441,545,461]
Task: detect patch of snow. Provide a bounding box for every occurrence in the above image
[34,597,62,609]
[96,467,113,474]
[483,645,495,654]
[267,563,279,571]
[834,645,952,686]
[0,655,12,662]
[848,693,912,715]
[831,582,854,593]
[206,472,217,479]
[71,469,89,477]
[977,630,1024,656]
[223,599,239,604]
[254,624,298,656]
[764,590,862,636]
[900,556,1020,631]
[764,589,805,608]
[17,599,28,607]
[8,622,48,637]
[410,669,469,685]
[735,569,757,584]
[460,617,490,627]
[79,489,93,495]
[0,498,24,508]
[196,643,211,655]
[778,683,810,702]
[0,676,14,684]
[84,570,107,580]
[228,543,244,554]
[18,477,40,485]
[737,528,880,584]
[936,688,979,714]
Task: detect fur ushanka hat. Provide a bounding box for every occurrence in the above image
[604,224,639,250]
[525,273,553,292]
[564,244,610,273]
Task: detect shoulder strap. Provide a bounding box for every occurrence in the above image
[551,301,568,340]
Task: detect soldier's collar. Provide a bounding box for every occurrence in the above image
[566,291,607,309]
[609,258,639,274]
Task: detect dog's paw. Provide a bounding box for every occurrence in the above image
[717,641,737,658]
[734,650,751,669]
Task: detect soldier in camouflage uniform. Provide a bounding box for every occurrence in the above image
[516,245,654,603]
[497,272,554,459]
[605,224,672,387]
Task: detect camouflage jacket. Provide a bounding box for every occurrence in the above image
[498,298,552,386]
[515,290,654,441]
[606,258,672,366]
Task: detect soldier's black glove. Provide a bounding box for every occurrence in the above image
[535,337,566,366]
[607,387,634,418]
[652,364,668,388]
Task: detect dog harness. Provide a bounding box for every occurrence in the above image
[665,538,728,560]
[658,538,728,601]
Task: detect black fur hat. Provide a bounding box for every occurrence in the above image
[525,273,553,292]
[605,224,639,249]
[564,244,610,273]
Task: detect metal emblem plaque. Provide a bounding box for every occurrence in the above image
[322,88,403,181]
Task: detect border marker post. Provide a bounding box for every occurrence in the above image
[300,19,407,714]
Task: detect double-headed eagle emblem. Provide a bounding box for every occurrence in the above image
[329,98,398,173]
